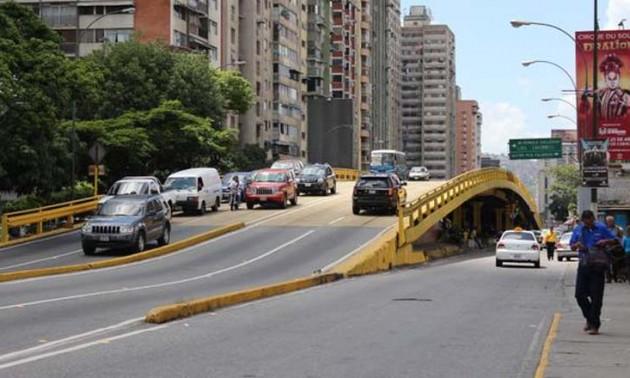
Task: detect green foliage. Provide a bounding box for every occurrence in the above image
[224,144,269,172]
[217,70,255,114]
[548,164,580,221]
[1,195,44,213]
[48,181,94,204]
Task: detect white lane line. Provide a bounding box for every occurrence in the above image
[0,250,82,271]
[328,216,345,225]
[516,315,548,378]
[0,317,144,363]
[0,325,167,371]
[319,225,394,273]
[0,230,316,310]
[1,196,337,285]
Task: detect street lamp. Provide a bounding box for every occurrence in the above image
[547,114,577,125]
[510,20,576,42]
[522,60,577,91]
[541,98,577,111]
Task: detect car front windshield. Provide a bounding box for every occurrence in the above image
[502,232,535,241]
[98,201,144,217]
[109,181,148,195]
[371,153,394,166]
[357,178,389,189]
[302,167,324,176]
[164,177,196,191]
[254,172,287,183]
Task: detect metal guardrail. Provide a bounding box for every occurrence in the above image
[334,168,361,181]
[1,196,100,244]
[397,168,541,247]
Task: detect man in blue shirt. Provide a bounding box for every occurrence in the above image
[570,210,617,335]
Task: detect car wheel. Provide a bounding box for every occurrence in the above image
[534,261,540,268]
[352,205,360,215]
[322,185,329,196]
[135,231,146,253]
[331,183,337,194]
[280,194,288,209]
[246,202,254,210]
[82,243,96,256]
[558,257,563,262]
[290,193,298,206]
[211,198,219,212]
[158,224,170,246]
[199,201,206,215]
[495,259,503,267]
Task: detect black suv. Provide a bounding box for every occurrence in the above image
[81,195,171,255]
[352,173,406,215]
[296,163,337,195]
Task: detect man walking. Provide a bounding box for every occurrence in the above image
[570,210,617,335]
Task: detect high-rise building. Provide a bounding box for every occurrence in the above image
[358,0,372,169]
[371,0,401,151]
[455,99,482,174]
[306,0,331,98]
[238,0,273,153]
[7,0,223,65]
[401,6,457,179]
[220,0,238,67]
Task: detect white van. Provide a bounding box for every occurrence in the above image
[163,168,222,214]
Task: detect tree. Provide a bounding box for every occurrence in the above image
[0,2,75,195]
[547,164,580,221]
[223,144,269,172]
[217,70,255,114]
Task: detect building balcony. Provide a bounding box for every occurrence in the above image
[174,0,209,16]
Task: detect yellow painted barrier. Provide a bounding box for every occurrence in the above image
[0,222,244,283]
[1,196,101,246]
[145,273,343,324]
[334,168,361,182]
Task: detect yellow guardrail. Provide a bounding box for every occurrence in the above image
[334,168,361,181]
[397,168,541,247]
[1,196,101,245]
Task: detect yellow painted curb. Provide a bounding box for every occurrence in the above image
[534,312,562,378]
[145,273,343,324]
[0,223,245,283]
[0,224,84,250]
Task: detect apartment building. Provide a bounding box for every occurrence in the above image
[401,6,457,179]
[7,0,222,65]
[306,0,331,98]
[371,0,401,151]
[455,99,482,175]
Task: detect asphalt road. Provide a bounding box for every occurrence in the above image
[0,181,440,272]
[0,251,571,377]
[0,181,441,363]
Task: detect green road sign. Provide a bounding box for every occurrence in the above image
[509,138,562,160]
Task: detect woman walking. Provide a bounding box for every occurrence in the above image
[544,226,558,261]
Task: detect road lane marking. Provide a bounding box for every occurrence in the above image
[0,325,167,371]
[1,196,337,285]
[0,231,316,310]
[534,312,562,378]
[0,250,82,271]
[515,316,548,378]
[0,317,144,363]
[328,216,345,225]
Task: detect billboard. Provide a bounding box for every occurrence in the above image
[576,30,630,161]
[581,139,609,187]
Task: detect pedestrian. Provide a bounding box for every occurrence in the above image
[623,226,630,281]
[229,175,240,211]
[544,226,558,261]
[605,215,624,283]
[570,210,617,335]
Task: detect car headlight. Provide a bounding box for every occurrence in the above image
[317,178,324,183]
[120,225,135,233]
[82,224,92,233]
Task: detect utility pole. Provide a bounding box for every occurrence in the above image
[591,0,599,207]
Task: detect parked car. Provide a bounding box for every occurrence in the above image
[409,166,430,181]
[556,232,577,261]
[495,229,541,268]
[271,159,304,176]
[245,169,298,209]
[296,164,336,196]
[81,195,170,255]
[164,168,222,215]
[352,173,407,215]
[99,176,175,219]
[532,230,544,245]
[221,172,251,203]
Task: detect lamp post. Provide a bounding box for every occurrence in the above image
[522,60,577,91]
[547,114,578,125]
[541,97,577,111]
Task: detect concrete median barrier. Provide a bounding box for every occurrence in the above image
[145,273,343,324]
[0,222,245,283]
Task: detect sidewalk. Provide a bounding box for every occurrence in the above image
[545,265,630,378]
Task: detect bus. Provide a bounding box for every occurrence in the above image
[369,150,409,180]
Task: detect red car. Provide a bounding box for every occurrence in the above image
[245,169,298,209]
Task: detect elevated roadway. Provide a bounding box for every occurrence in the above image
[0,181,442,358]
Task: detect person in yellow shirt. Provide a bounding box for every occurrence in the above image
[543,226,558,261]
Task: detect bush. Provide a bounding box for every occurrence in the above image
[48,181,94,204]
[2,195,44,213]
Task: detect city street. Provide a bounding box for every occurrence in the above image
[1,251,582,377]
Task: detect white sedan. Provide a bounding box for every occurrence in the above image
[496,230,541,268]
[409,166,430,181]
